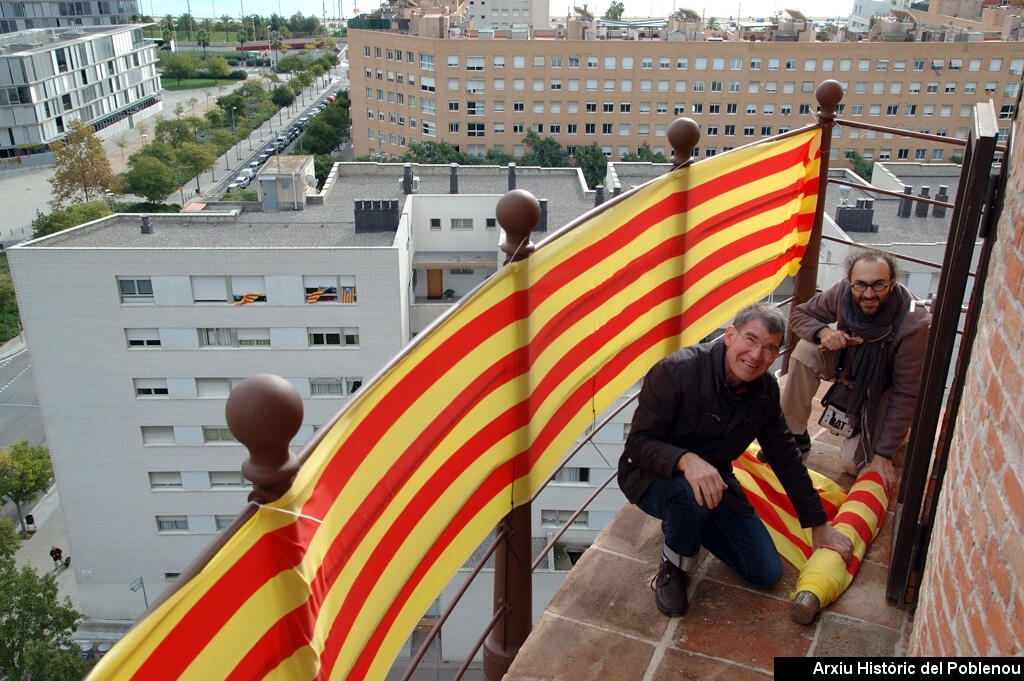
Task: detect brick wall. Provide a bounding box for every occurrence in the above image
[908,107,1024,655]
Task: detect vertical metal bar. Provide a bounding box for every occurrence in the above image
[885,102,999,605]
[782,80,841,374]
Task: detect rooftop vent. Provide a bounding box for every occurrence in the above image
[140,215,152,235]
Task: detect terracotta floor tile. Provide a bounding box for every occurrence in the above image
[652,649,773,681]
[864,511,895,567]
[545,545,670,642]
[702,554,800,603]
[594,504,664,560]
[673,580,814,669]
[828,559,906,629]
[504,615,654,681]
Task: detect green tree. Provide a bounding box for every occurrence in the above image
[485,148,515,165]
[845,150,874,180]
[270,31,285,66]
[312,153,335,186]
[175,142,216,179]
[0,559,91,681]
[271,84,296,109]
[31,201,111,239]
[275,54,306,73]
[238,25,253,49]
[201,55,231,80]
[155,117,192,146]
[0,519,18,561]
[574,143,608,189]
[621,143,668,163]
[0,272,17,338]
[158,51,198,84]
[196,27,211,56]
[47,119,113,209]
[0,441,52,537]
[301,118,341,155]
[603,1,625,20]
[123,156,177,202]
[129,140,177,168]
[402,141,466,164]
[520,130,570,167]
[184,115,210,143]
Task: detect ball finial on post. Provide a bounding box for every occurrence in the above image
[496,188,541,263]
[667,117,701,168]
[226,374,304,504]
[815,80,844,122]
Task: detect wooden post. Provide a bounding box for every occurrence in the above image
[482,189,540,681]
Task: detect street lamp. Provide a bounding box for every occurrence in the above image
[230,106,237,134]
[141,133,148,146]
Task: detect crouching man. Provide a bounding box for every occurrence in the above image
[618,302,852,616]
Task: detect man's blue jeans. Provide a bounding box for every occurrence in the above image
[635,471,783,589]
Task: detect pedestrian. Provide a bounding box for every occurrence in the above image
[49,546,63,568]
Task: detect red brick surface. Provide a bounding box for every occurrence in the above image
[907,105,1024,656]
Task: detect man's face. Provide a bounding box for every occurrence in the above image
[722,319,783,386]
[849,258,894,317]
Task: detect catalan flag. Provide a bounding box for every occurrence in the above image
[733,449,889,607]
[87,129,822,681]
[306,287,330,304]
[340,286,357,304]
[234,293,262,306]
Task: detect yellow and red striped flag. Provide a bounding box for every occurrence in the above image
[234,293,262,306]
[87,129,822,681]
[307,287,330,304]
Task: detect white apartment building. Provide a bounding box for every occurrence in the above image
[848,0,912,34]
[464,0,548,30]
[0,24,161,158]
[0,0,138,34]
[8,160,631,627]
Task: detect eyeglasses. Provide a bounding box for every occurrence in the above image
[850,279,893,293]
[739,332,783,358]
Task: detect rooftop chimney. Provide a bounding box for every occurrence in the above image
[140,215,152,235]
[898,186,914,218]
[835,199,877,233]
[403,164,414,195]
[449,163,458,194]
[539,198,548,231]
[508,163,516,190]
[595,185,605,206]
[915,186,931,217]
[933,185,949,218]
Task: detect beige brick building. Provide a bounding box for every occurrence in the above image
[349,28,1022,167]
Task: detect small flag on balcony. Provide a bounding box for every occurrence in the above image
[340,286,356,304]
[306,287,329,304]
[233,293,261,306]
[87,128,822,681]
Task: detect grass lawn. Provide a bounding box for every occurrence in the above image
[162,78,236,91]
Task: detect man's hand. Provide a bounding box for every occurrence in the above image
[866,455,899,491]
[817,327,852,351]
[678,452,727,509]
[811,524,853,564]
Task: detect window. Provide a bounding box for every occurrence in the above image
[118,277,153,302]
[467,101,485,116]
[203,426,236,443]
[141,426,174,445]
[135,378,168,397]
[191,275,228,302]
[513,55,526,68]
[468,122,485,137]
[587,56,598,68]
[308,327,358,346]
[310,378,345,396]
[602,123,613,135]
[585,123,596,135]
[551,56,563,68]
[447,55,458,68]
[195,377,243,398]
[126,328,160,347]
[541,509,589,527]
[156,516,189,532]
[467,56,484,71]
[552,467,590,484]
[421,98,435,114]
[420,54,434,71]
[420,76,435,93]
[149,472,182,488]
[568,56,580,68]
[215,516,235,530]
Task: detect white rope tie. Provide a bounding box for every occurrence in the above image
[254,503,325,525]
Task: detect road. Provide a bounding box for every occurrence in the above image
[0,344,45,527]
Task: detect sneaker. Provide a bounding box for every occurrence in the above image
[792,430,812,454]
[651,556,689,616]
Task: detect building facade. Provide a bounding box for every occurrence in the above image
[0,24,161,157]
[348,28,1022,166]
[0,0,138,34]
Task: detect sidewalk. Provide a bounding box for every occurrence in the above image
[12,485,80,612]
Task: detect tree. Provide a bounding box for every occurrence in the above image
[845,150,874,181]
[271,84,295,109]
[312,154,335,187]
[0,273,17,337]
[276,54,306,73]
[301,118,341,155]
[0,441,52,537]
[158,51,198,84]
[603,1,625,20]
[31,202,111,239]
[47,120,113,209]
[122,156,177,202]
[196,27,211,56]
[621,143,668,163]
[0,560,91,681]
[0,519,17,561]
[155,118,192,146]
[402,141,466,164]
[574,143,608,189]
[175,142,216,179]
[201,55,231,80]
[184,115,210,143]
[520,130,570,167]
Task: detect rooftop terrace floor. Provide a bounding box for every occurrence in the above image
[506,380,912,680]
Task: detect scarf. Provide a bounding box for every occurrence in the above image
[838,283,910,467]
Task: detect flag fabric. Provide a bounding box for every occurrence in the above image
[87,129,823,681]
[733,449,890,606]
[234,293,262,306]
[306,287,331,304]
[340,286,357,304]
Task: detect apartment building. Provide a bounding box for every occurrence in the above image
[8,160,628,621]
[348,28,1022,166]
[0,0,138,34]
[0,24,161,158]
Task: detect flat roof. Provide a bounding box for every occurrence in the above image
[0,25,142,56]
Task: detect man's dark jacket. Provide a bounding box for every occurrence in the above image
[618,340,827,528]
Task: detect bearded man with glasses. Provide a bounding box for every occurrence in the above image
[618,302,852,618]
[781,250,931,490]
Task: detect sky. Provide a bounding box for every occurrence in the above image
[143,0,855,21]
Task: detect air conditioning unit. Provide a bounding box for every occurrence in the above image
[412,176,421,192]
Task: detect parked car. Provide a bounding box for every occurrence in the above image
[248,161,260,171]
[258,152,270,163]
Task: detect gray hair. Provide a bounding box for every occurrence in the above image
[733,302,786,337]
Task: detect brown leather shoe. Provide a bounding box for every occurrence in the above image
[651,556,689,616]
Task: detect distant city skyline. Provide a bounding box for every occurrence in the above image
[142,0,854,21]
